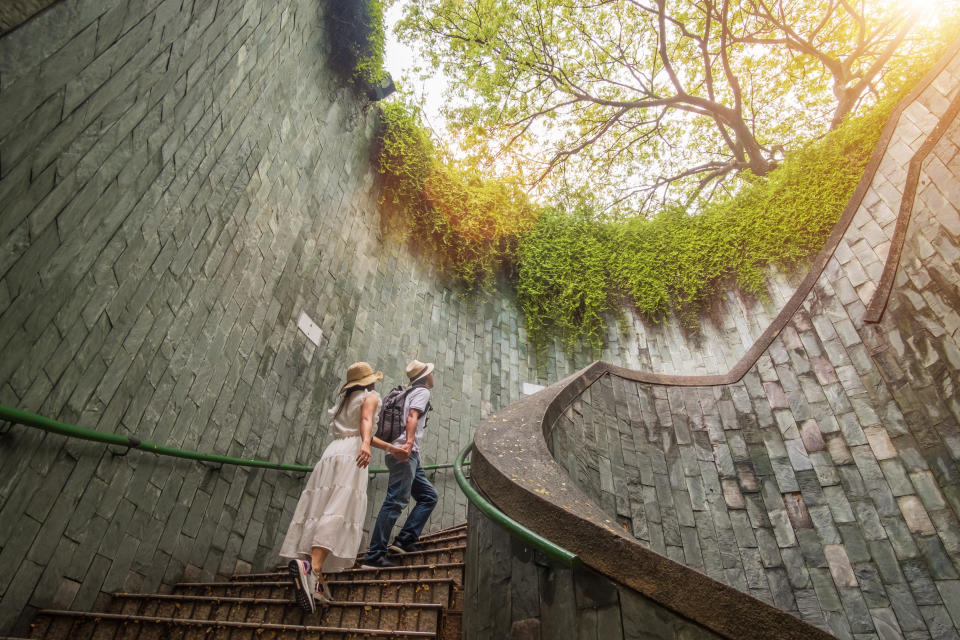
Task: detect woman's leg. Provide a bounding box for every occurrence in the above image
[310,547,333,602]
[311,546,329,570]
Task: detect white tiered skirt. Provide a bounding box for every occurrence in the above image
[278,435,368,573]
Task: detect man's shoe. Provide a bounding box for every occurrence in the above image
[288,559,316,614]
[361,555,399,569]
[388,539,421,555]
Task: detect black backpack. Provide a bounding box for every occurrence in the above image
[376,385,414,443]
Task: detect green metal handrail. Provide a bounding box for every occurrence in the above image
[2,403,570,564]
[0,403,465,476]
[454,441,580,569]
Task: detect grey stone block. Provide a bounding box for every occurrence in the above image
[919,605,959,640]
[888,582,929,632]
[917,537,959,580]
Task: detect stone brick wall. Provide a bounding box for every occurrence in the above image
[0,0,58,35]
[0,0,604,632]
[546,49,960,640]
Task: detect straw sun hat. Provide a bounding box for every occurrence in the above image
[405,359,435,384]
[340,362,383,393]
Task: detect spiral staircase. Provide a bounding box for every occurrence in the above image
[19,524,466,640]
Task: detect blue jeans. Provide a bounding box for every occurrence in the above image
[366,452,438,560]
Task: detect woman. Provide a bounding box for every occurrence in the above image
[279,361,405,613]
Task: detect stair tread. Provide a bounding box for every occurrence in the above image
[110,593,444,608]
[253,561,463,580]
[178,576,457,587]
[33,610,437,637]
[264,543,468,570]
[419,523,466,535]
[355,543,467,559]
[27,523,468,638]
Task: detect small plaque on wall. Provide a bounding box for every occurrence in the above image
[297,310,323,346]
[522,382,545,396]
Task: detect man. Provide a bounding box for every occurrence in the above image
[363,359,439,568]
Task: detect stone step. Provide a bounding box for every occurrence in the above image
[367,544,466,563]
[105,593,443,631]
[28,610,438,639]
[174,577,463,609]
[417,524,466,542]
[268,545,466,572]
[409,532,467,548]
[255,562,464,585]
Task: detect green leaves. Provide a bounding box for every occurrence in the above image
[375,55,931,354]
[375,102,538,291]
[515,90,899,349]
[328,0,389,86]
[516,207,614,351]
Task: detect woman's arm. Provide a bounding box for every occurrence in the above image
[359,395,408,463]
[356,394,379,468]
[371,435,408,460]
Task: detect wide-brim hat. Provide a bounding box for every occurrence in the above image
[406,359,435,384]
[340,362,383,393]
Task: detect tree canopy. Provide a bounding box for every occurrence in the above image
[396,0,958,214]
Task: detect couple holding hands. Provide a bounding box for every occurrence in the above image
[279,359,439,613]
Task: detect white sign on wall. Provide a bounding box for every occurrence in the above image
[297,310,323,346]
[522,382,546,396]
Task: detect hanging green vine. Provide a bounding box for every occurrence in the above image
[373,66,930,351]
[376,101,538,290]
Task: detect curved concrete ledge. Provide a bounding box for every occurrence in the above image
[473,365,833,640]
[865,92,960,322]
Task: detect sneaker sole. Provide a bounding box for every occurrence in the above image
[287,560,315,614]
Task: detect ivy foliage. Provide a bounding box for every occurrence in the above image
[374,65,926,352]
[376,101,538,289]
[327,0,388,86]
[516,92,899,350]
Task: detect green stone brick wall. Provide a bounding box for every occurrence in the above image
[0,0,606,632]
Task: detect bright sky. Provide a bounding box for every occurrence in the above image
[381,0,952,110]
[382,2,448,134]
[380,0,954,200]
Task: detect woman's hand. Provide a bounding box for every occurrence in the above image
[356,443,371,468]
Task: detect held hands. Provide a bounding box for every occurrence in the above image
[388,443,411,462]
[356,443,371,468]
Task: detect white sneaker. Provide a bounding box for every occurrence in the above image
[312,571,332,605]
[288,559,316,614]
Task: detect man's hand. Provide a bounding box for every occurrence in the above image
[389,445,410,462]
[402,441,414,455]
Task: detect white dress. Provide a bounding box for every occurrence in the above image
[279,389,380,572]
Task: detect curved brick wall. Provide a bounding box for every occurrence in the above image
[0,0,690,632]
[470,42,960,640]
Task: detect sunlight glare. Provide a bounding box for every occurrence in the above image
[894,0,949,26]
